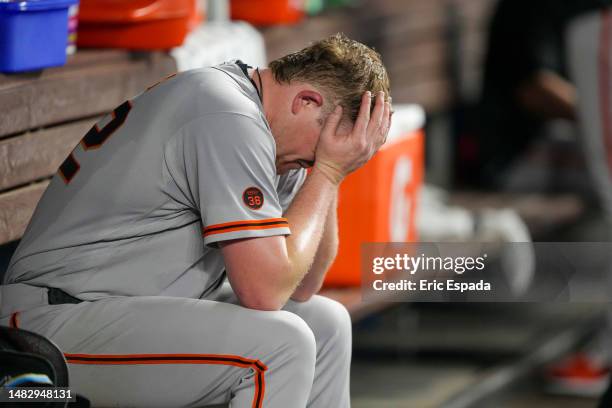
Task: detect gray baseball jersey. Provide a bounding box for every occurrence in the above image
[4,61,306,301]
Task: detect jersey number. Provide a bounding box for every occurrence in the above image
[59,101,132,184]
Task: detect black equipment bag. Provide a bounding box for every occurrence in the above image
[0,326,89,408]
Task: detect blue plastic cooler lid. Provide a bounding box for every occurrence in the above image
[0,0,78,11]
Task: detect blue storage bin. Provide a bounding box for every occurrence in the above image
[0,0,79,73]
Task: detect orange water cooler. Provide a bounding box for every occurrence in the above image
[323,105,425,287]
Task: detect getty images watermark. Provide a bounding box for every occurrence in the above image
[361,243,612,302]
[371,252,490,292]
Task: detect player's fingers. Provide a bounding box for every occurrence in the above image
[387,110,393,143]
[322,104,343,138]
[353,91,372,135]
[367,91,385,135]
[375,103,389,149]
[380,99,391,144]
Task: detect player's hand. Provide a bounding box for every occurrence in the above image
[314,90,391,185]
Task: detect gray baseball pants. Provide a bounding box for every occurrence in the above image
[0,285,352,407]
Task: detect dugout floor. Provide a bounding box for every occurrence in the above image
[351,302,604,408]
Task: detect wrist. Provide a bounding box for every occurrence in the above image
[313,161,344,186]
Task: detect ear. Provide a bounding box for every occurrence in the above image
[291,90,324,115]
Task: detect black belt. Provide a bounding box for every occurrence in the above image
[47,287,83,305]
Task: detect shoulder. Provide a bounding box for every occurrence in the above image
[175,112,276,165]
[175,65,264,123]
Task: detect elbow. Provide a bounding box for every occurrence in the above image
[237,290,286,311]
[291,291,314,303]
[290,284,320,303]
[231,267,296,311]
[241,296,284,311]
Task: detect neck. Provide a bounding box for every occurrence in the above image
[249,68,277,129]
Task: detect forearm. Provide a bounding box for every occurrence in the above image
[291,193,339,301]
[283,167,339,295]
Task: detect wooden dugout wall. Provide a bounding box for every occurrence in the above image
[0,51,176,245]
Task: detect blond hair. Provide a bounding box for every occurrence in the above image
[269,33,390,122]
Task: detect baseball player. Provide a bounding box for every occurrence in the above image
[0,33,391,407]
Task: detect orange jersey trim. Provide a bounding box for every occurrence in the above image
[203,218,289,237]
[64,353,267,408]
